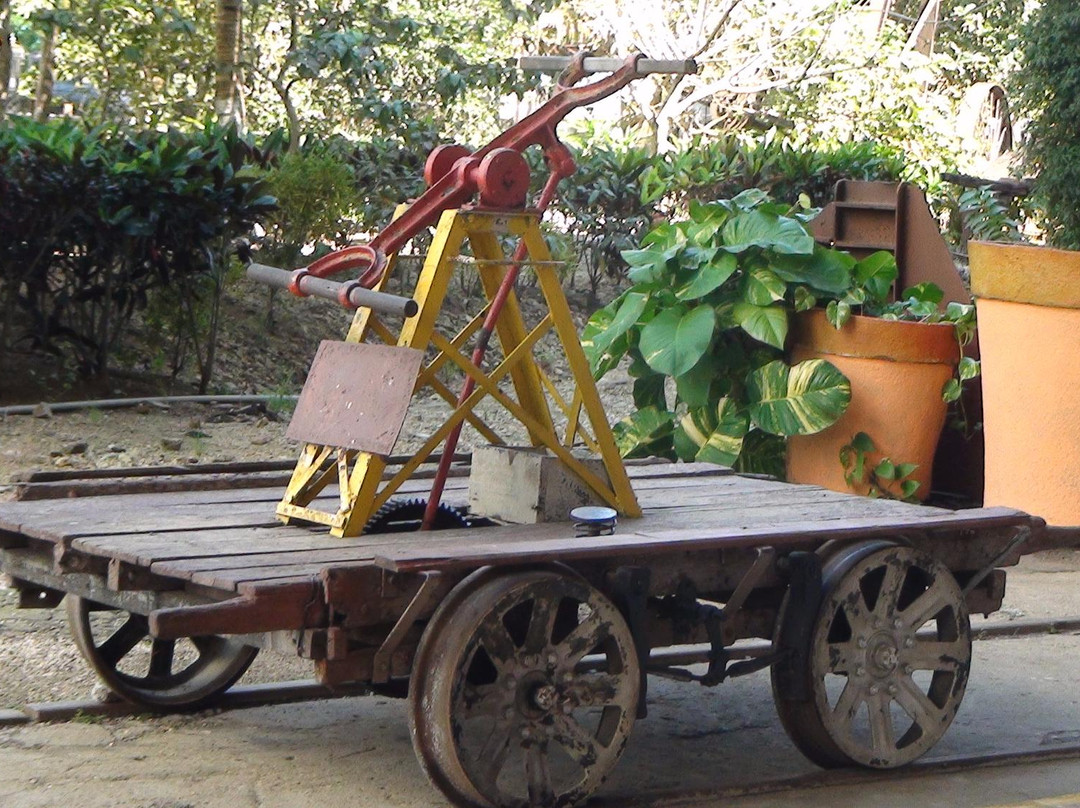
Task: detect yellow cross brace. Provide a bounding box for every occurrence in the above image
[276,208,640,536]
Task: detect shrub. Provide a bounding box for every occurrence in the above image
[0,118,275,382]
[1011,0,1080,249]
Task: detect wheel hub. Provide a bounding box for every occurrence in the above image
[516,670,556,719]
[532,683,558,711]
[867,633,900,677]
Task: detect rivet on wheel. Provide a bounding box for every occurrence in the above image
[893,618,904,629]
[521,727,531,740]
[857,637,868,649]
[869,684,880,695]
[505,675,517,690]
[547,653,558,666]
[904,637,914,648]
[903,664,914,675]
[856,666,866,677]
[888,684,898,695]
[504,707,515,719]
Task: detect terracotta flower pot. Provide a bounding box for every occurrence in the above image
[785,309,959,500]
[969,240,1080,526]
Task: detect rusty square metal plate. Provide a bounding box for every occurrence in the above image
[287,341,423,455]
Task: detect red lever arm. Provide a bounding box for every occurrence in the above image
[303,54,653,289]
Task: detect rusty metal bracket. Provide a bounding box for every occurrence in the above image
[371,572,443,684]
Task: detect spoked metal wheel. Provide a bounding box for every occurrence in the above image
[409,570,640,808]
[772,543,971,769]
[67,596,258,709]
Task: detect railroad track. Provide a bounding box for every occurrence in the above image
[602,744,1080,807]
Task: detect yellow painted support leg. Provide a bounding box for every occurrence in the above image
[277,208,639,536]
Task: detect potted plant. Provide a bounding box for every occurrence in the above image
[583,190,975,500]
[967,0,1080,525]
[787,283,977,501]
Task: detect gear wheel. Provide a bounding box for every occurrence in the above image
[365,498,472,534]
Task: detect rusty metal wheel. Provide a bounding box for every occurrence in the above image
[67,596,258,709]
[409,570,639,808]
[772,543,971,769]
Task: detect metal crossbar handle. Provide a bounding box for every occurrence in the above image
[247,262,418,318]
[518,56,698,75]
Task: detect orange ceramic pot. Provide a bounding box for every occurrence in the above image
[969,240,1080,526]
[786,310,959,500]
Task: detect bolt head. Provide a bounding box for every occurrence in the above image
[869,684,880,695]
[855,666,866,677]
[888,684,898,695]
[903,637,914,648]
[903,664,913,675]
[547,654,558,666]
[857,637,868,649]
[893,618,904,629]
[504,707,515,719]
[521,728,531,739]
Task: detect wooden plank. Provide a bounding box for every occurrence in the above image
[189,563,362,591]
[150,544,413,580]
[375,507,1033,572]
[70,477,950,573]
[2,485,471,543]
[14,472,293,501]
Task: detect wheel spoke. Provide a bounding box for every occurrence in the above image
[462,682,503,718]
[832,678,864,723]
[902,577,952,630]
[824,641,860,674]
[868,693,896,756]
[524,741,555,806]
[873,561,907,618]
[901,640,966,672]
[191,635,224,657]
[553,712,601,767]
[148,639,175,679]
[474,721,515,787]
[894,674,941,730]
[478,615,519,668]
[565,673,624,708]
[98,614,149,668]
[524,595,560,656]
[560,612,606,666]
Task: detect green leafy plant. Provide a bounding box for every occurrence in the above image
[825,276,979,406]
[583,190,881,476]
[1011,0,1080,250]
[840,432,921,502]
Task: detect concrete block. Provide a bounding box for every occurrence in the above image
[468,445,610,524]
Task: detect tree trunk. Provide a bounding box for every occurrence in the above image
[33,23,56,121]
[0,0,12,118]
[214,0,243,127]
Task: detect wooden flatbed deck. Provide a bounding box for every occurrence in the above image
[0,464,1036,639]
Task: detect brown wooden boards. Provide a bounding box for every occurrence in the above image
[0,463,1038,604]
[374,506,1033,572]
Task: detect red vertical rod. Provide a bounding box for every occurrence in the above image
[421,170,566,530]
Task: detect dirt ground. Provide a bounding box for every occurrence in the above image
[2,279,1079,807]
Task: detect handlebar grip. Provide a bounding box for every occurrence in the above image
[518,56,698,76]
[246,263,418,318]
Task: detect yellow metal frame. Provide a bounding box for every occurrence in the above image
[277,209,641,536]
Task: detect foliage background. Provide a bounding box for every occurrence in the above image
[0,0,1040,392]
